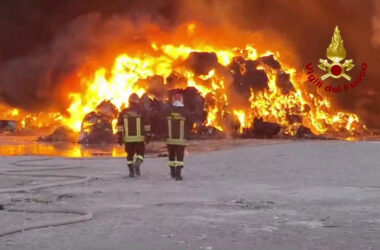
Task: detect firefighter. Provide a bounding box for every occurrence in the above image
[165,93,193,181]
[117,93,151,178]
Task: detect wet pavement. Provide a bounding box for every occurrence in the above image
[0,135,290,158]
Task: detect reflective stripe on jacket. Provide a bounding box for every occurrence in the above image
[117,105,149,143]
[166,106,192,145]
[167,112,186,145]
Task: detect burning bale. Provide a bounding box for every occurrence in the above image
[96,100,118,119]
[79,112,115,144]
[78,101,118,144]
[258,55,281,70]
[186,52,219,75]
[230,58,269,94]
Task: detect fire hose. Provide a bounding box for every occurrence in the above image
[0,207,93,237]
[0,159,95,237]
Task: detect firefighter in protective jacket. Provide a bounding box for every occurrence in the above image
[117,93,151,178]
[165,93,193,180]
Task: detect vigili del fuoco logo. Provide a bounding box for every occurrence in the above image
[305,26,367,93]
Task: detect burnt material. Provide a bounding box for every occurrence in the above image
[277,71,295,94]
[243,67,269,91]
[38,126,77,142]
[259,55,281,69]
[230,58,269,97]
[252,117,281,138]
[0,120,17,132]
[192,125,225,139]
[295,125,323,139]
[287,114,303,124]
[186,52,218,75]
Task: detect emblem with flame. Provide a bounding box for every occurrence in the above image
[318,26,354,81]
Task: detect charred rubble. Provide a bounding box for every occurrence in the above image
[247,118,281,138]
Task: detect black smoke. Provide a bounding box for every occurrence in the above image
[0,0,181,111]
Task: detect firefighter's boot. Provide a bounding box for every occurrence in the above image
[128,164,135,178]
[134,158,143,176]
[175,166,183,181]
[170,166,176,178]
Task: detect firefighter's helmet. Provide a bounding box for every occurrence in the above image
[129,93,140,105]
[172,93,184,107]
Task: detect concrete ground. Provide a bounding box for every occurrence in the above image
[0,140,379,250]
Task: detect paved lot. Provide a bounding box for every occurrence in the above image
[0,140,379,250]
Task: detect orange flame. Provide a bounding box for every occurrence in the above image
[0,22,366,138]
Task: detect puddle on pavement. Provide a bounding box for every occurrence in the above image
[0,134,297,157]
[0,139,126,158]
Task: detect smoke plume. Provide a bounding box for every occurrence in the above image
[373,0,380,48]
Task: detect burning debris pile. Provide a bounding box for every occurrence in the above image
[65,48,365,143]
[38,126,78,142]
[0,24,367,142]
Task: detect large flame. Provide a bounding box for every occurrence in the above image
[0,23,366,137]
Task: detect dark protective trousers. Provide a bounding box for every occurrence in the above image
[125,142,145,166]
[167,144,185,167]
